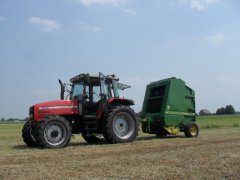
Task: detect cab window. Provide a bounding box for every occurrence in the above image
[72,83,83,99]
[93,86,101,102]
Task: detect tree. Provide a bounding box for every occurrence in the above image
[216,107,225,115]
[225,105,235,114]
[216,105,235,115]
[1,117,4,121]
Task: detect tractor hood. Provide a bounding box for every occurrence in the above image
[32,99,79,122]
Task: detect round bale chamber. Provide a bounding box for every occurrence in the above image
[141,77,198,137]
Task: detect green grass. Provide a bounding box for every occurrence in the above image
[0,123,23,130]
[233,123,240,127]
[0,121,25,124]
[0,124,23,141]
[0,117,240,179]
[197,115,240,129]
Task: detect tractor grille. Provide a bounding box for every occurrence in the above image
[29,106,34,120]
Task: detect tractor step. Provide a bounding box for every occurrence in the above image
[84,115,99,131]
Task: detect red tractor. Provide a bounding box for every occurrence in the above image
[22,73,139,148]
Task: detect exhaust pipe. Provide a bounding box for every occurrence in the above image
[59,79,65,100]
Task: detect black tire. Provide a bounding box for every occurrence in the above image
[184,122,199,138]
[103,106,139,144]
[22,121,38,147]
[36,116,72,149]
[82,133,105,144]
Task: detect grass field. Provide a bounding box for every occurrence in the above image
[197,115,240,129]
[0,115,240,179]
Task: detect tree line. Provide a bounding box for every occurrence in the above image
[199,104,238,116]
[0,117,27,122]
[216,105,235,115]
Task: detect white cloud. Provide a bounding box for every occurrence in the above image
[78,21,101,32]
[124,9,136,15]
[78,0,126,7]
[28,17,61,32]
[177,0,220,10]
[205,33,225,46]
[0,16,6,22]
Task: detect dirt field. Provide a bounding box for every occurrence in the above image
[0,125,239,180]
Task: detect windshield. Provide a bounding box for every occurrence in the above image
[71,83,84,99]
[93,86,101,102]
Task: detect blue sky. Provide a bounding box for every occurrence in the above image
[0,0,240,118]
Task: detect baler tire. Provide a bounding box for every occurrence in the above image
[184,122,199,138]
[82,133,105,144]
[36,116,72,149]
[103,106,139,144]
[22,121,38,147]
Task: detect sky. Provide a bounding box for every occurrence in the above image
[0,0,240,118]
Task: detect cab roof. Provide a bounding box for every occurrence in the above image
[70,73,119,86]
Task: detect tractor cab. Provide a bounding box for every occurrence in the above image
[70,74,103,116]
[69,73,130,99]
[60,72,132,116]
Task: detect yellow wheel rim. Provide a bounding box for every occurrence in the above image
[190,126,197,136]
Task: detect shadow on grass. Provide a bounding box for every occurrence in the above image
[137,134,185,141]
[11,141,107,150]
[68,141,107,147]
[12,134,187,150]
[11,144,37,150]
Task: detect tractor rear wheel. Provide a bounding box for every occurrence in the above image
[36,116,72,148]
[22,121,38,147]
[103,106,139,144]
[82,133,105,144]
[184,122,199,137]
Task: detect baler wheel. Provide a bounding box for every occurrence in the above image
[36,116,72,148]
[22,121,38,147]
[103,106,139,144]
[184,122,199,137]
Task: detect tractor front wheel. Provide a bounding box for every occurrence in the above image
[184,122,199,137]
[22,121,38,147]
[103,106,139,144]
[36,116,72,148]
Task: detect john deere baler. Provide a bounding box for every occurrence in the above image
[141,77,199,137]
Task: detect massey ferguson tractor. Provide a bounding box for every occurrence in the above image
[22,73,139,148]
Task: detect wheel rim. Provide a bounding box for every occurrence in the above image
[44,122,66,146]
[113,113,135,139]
[190,126,197,136]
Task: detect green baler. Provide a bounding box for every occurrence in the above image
[141,77,199,137]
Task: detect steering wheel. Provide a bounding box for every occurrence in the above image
[84,92,89,100]
[100,93,107,100]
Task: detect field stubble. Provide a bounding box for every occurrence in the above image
[0,123,239,179]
